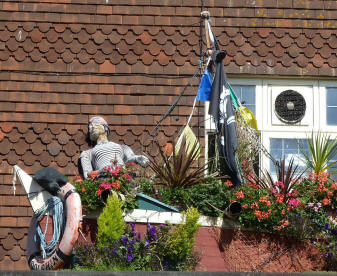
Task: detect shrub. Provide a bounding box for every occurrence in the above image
[166,207,200,264]
[96,193,125,248]
[187,177,231,217]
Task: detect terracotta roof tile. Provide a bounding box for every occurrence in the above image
[13,139,29,156]
[6,22,19,32]
[125,31,137,45]
[0,138,11,155]
[30,139,44,156]
[312,35,324,49]
[9,246,24,262]
[295,34,309,48]
[54,39,66,53]
[279,33,292,48]
[8,128,20,143]
[57,130,70,145]
[0,49,9,61]
[327,54,337,67]
[62,29,74,44]
[18,236,27,251]
[116,40,129,55]
[47,141,62,157]
[2,234,15,250]
[30,28,43,43]
[303,44,317,58]
[63,141,77,157]
[14,28,27,43]
[22,151,36,166]
[0,247,5,261]
[22,38,34,53]
[7,150,19,165]
[327,34,337,49]
[37,39,50,53]
[249,33,262,47]
[280,53,293,67]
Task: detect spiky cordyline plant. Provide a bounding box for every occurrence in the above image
[256,157,304,202]
[147,138,213,189]
[299,131,337,176]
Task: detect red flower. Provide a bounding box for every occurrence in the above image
[236,190,244,199]
[224,180,233,187]
[322,198,331,205]
[242,204,248,209]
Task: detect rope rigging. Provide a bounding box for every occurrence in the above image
[34,196,65,259]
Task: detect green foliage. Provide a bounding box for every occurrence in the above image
[74,163,139,213]
[96,193,125,248]
[137,178,156,196]
[300,131,337,176]
[74,177,103,212]
[166,207,200,262]
[147,138,212,189]
[187,178,231,217]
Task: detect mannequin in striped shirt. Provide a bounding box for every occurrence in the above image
[80,116,149,179]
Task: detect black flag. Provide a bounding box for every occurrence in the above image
[209,50,242,187]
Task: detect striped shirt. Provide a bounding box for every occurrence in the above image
[80,140,147,178]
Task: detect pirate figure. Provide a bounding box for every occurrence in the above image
[80,116,148,179]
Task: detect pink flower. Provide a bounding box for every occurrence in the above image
[122,173,132,181]
[288,198,300,207]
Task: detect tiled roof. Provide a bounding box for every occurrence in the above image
[1,0,337,270]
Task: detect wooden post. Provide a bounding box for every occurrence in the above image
[201,10,213,57]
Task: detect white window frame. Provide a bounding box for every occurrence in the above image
[204,78,337,175]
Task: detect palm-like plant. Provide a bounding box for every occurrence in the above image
[299,132,337,176]
[147,138,212,189]
[256,157,304,203]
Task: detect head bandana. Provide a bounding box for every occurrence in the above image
[89,116,110,136]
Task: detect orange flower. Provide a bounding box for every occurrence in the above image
[276,194,284,204]
[283,220,290,227]
[224,180,233,187]
[259,196,268,203]
[331,183,337,190]
[281,209,286,216]
[236,190,244,199]
[81,186,86,193]
[322,198,331,205]
[327,191,333,198]
[112,180,121,190]
[254,210,262,220]
[88,170,99,179]
[242,204,248,209]
[277,226,282,232]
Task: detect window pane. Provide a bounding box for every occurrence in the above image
[327,88,337,106]
[327,107,337,125]
[269,138,308,179]
[326,88,337,125]
[231,85,256,115]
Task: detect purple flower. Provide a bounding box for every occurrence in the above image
[127,253,133,262]
[130,231,136,237]
[121,236,128,245]
[149,226,157,236]
[145,240,150,247]
[331,228,337,235]
[325,223,330,230]
[129,239,136,245]
[129,222,135,231]
[112,248,117,255]
[326,252,333,259]
[137,233,141,241]
[127,245,134,253]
